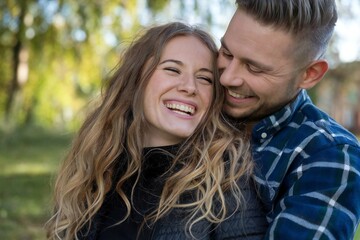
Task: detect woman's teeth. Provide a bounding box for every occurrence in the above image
[165,103,195,115]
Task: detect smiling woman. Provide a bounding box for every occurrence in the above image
[143,35,213,147]
[45,22,267,240]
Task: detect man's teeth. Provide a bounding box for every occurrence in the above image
[228,90,247,99]
[165,103,195,115]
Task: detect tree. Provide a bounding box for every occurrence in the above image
[1,0,357,130]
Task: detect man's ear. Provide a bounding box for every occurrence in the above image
[299,60,328,89]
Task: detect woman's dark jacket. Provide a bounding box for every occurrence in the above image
[78,145,268,239]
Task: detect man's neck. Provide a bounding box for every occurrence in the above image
[223,114,259,137]
[244,122,256,137]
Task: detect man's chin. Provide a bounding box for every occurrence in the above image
[222,110,262,126]
[221,112,246,128]
[222,106,248,121]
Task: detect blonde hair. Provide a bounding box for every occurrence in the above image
[45,22,253,239]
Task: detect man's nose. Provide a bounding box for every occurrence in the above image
[219,59,244,87]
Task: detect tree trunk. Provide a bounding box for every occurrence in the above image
[4,2,27,122]
[5,41,22,120]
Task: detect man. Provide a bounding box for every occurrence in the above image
[218,0,360,239]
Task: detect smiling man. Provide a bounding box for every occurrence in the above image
[218,0,360,239]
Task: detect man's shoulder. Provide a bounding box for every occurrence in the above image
[254,99,359,155]
[293,101,359,147]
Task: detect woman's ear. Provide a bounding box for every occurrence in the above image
[299,60,329,89]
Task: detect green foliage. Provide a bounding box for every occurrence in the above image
[147,0,170,12]
[0,0,144,130]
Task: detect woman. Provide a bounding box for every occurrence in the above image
[45,22,267,239]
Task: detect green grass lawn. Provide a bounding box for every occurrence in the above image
[0,127,72,240]
[0,127,359,239]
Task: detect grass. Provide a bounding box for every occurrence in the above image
[0,126,72,240]
[0,127,359,239]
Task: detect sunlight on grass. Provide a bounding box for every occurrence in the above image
[2,162,56,176]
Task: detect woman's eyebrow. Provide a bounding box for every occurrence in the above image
[159,59,183,65]
[199,68,213,74]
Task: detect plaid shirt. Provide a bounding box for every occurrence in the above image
[251,90,360,240]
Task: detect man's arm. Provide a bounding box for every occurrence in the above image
[264,144,360,240]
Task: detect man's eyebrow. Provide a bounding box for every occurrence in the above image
[220,38,273,72]
[245,59,273,72]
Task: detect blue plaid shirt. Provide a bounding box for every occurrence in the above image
[251,90,360,240]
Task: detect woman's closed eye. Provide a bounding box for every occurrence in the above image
[163,66,213,84]
[197,76,213,84]
[164,67,180,74]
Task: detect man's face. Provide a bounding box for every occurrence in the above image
[218,9,305,123]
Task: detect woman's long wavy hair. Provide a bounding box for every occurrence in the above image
[45,22,253,239]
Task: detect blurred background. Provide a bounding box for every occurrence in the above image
[0,0,359,239]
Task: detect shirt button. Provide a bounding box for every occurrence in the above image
[261,132,267,138]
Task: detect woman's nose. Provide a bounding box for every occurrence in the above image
[177,75,197,95]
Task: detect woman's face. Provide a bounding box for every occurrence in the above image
[143,35,214,147]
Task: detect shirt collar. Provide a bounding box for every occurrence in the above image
[252,89,311,140]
